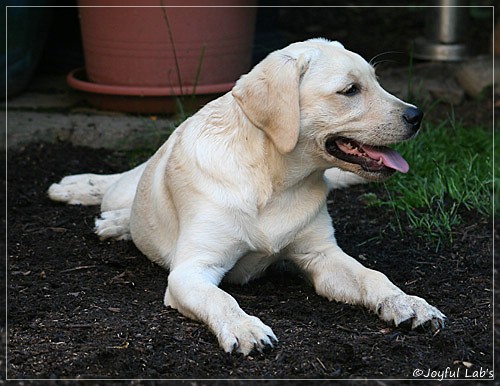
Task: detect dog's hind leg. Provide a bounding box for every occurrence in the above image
[323,168,368,189]
[95,162,149,240]
[49,162,148,241]
[48,173,123,206]
[48,162,147,209]
[95,208,132,240]
[99,162,147,212]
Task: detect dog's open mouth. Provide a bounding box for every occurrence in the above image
[325,137,409,174]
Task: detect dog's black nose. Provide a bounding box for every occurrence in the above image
[403,106,423,132]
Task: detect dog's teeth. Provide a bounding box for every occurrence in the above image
[377,158,383,165]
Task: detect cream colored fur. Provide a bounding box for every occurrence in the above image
[48,38,445,355]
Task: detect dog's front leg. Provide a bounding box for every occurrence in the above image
[164,247,277,355]
[289,210,446,329]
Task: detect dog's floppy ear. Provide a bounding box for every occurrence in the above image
[232,51,310,154]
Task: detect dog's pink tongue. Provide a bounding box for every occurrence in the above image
[362,145,410,173]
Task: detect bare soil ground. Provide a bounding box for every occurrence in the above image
[5,4,496,383]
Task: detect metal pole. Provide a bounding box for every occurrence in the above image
[413,0,469,61]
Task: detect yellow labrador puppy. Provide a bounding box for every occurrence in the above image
[49,38,445,355]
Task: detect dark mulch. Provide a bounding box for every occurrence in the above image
[6,141,493,381]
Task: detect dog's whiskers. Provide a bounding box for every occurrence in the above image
[372,59,398,68]
[369,51,403,68]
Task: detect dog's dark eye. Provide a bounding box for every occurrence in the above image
[339,84,359,96]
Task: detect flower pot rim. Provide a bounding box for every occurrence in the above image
[67,67,235,96]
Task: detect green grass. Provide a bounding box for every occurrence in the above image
[363,113,493,245]
[385,44,494,246]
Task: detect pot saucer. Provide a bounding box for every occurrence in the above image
[67,68,232,114]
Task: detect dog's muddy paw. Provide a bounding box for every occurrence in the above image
[48,182,83,205]
[259,336,277,353]
[378,294,446,331]
[413,314,446,332]
[47,174,109,206]
[396,317,415,332]
[218,315,277,356]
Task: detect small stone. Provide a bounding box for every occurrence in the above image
[454,56,493,98]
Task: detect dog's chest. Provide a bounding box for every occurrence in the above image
[226,185,327,284]
[248,181,327,253]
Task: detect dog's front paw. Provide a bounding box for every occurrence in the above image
[377,294,446,330]
[215,315,278,356]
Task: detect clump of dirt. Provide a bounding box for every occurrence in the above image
[7,142,493,380]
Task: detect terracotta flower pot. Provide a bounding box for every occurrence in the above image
[68,0,257,113]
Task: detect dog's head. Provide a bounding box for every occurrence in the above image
[232,38,422,181]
